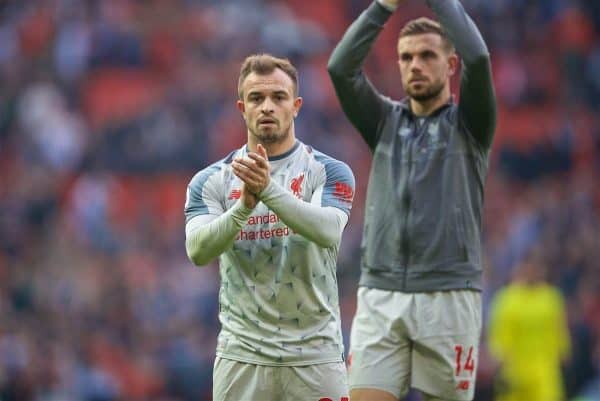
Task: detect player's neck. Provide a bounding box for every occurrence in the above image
[248,132,296,160]
[410,87,451,117]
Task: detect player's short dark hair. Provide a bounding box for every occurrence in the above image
[238,54,299,99]
[399,17,455,53]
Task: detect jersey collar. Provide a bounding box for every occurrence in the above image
[242,141,300,162]
[400,95,455,119]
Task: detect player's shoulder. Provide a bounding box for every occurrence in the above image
[188,148,240,189]
[299,146,355,206]
[303,144,354,176]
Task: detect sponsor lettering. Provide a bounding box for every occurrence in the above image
[236,226,291,241]
[247,213,280,225]
[235,212,298,241]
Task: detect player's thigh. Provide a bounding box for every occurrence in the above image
[283,362,348,401]
[213,357,279,401]
[348,287,412,399]
[412,291,482,401]
[412,334,480,401]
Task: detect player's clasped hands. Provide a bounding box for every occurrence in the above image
[232,143,271,197]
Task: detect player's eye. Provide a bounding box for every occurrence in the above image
[422,51,437,59]
[400,54,412,62]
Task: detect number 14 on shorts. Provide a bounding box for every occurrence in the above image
[454,345,475,376]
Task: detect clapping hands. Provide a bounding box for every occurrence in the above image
[232,144,271,208]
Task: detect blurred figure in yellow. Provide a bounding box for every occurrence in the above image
[488,258,571,401]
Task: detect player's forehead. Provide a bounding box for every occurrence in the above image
[397,33,444,55]
[242,69,294,97]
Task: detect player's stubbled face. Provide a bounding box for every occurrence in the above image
[397,33,452,102]
[238,69,302,145]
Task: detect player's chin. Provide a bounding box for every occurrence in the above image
[262,125,278,132]
[256,130,282,143]
[257,122,279,132]
[409,89,437,102]
[406,84,426,96]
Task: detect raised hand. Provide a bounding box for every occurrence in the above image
[378,0,403,10]
[232,143,271,195]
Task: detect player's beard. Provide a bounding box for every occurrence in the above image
[405,79,445,102]
[250,120,292,144]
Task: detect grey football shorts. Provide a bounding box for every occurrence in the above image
[348,288,482,401]
[213,357,349,401]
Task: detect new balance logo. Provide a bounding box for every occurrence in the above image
[456,380,470,390]
[333,182,353,203]
[228,189,241,199]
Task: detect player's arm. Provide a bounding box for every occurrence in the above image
[232,146,355,248]
[259,154,355,248]
[184,171,255,266]
[426,0,496,149]
[327,0,397,150]
[258,181,350,248]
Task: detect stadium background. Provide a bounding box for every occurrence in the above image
[0,0,599,399]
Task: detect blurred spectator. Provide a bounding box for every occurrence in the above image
[488,258,570,401]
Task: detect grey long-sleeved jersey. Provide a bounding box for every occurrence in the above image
[328,0,496,292]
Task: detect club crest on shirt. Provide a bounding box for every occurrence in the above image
[290,173,304,198]
[428,122,440,143]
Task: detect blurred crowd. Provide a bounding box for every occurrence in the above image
[0,0,599,400]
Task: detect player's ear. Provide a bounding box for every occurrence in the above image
[293,96,303,118]
[447,53,458,77]
[236,99,245,114]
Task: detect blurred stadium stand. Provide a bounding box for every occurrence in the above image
[0,0,599,400]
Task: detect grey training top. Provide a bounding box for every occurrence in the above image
[328,0,496,292]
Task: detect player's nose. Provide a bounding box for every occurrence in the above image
[409,55,426,71]
[261,98,275,114]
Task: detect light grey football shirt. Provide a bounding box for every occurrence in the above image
[185,141,355,365]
